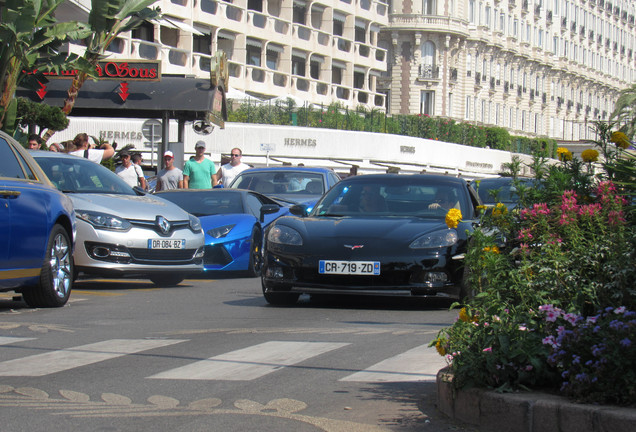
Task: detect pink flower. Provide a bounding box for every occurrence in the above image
[545,310,559,322]
[525,365,533,371]
[482,347,492,353]
[608,210,626,226]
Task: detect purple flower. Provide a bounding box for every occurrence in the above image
[620,338,631,347]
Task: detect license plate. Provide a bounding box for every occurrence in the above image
[319,260,380,275]
[148,239,185,249]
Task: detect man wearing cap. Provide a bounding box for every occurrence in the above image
[156,150,183,191]
[115,149,144,188]
[183,140,217,189]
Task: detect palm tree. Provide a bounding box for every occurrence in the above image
[0,0,90,132]
[41,0,160,142]
[611,84,636,139]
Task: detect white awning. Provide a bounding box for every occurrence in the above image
[354,65,367,73]
[310,55,325,63]
[355,18,367,29]
[331,59,347,69]
[159,17,205,36]
[193,23,212,35]
[370,23,382,33]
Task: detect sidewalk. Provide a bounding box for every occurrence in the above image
[436,368,636,432]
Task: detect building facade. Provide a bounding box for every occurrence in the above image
[61,0,390,111]
[57,0,635,142]
[379,0,636,141]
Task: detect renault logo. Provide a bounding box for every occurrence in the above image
[156,216,171,234]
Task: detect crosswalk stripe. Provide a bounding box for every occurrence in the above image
[148,341,350,381]
[339,344,447,383]
[0,339,186,377]
[0,336,36,345]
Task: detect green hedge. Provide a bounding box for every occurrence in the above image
[227,100,556,156]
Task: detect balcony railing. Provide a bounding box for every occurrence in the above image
[418,64,440,79]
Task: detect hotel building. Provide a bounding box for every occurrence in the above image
[57,0,635,142]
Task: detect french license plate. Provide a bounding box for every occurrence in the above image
[148,239,185,249]
[319,260,380,275]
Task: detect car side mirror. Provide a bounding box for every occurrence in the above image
[289,204,308,217]
[260,204,280,222]
[133,186,147,195]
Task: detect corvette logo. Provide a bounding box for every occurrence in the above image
[344,245,364,250]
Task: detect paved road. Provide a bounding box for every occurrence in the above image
[0,276,473,431]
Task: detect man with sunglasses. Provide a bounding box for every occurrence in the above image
[215,147,250,187]
[156,150,183,191]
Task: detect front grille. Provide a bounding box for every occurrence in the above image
[297,269,411,288]
[129,248,197,262]
[204,245,233,266]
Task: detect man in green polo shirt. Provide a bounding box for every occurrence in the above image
[183,140,218,189]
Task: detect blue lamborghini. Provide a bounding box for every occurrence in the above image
[155,189,289,276]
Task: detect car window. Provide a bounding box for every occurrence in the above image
[34,155,135,194]
[314,179,470,218]
[231,171,324,196]
[0,137,28,180]
[245,192,264,217]
[160,191,244,216]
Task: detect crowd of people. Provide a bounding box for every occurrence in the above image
[25,133,249,191]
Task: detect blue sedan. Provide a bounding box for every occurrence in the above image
[155,189,289,276]
[0,131,75,307]
[227,167,341,211]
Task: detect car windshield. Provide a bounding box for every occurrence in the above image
[473,178,533,204]
[313,177,471,218]
[158,191,244,217]
[230,171,324,197]
[33,154,136,195]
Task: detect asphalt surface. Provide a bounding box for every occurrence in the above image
[0,275,476,431]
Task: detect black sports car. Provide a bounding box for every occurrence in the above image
[261,174,482,305]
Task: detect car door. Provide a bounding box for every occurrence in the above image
[0,136,49,285]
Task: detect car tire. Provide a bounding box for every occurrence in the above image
[22,224,73,308]
[150,275,185,287]
[246,227,263,278]
[261,278,299,306]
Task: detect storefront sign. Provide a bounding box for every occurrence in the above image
[284,138,317,147]
[26,60,161,82]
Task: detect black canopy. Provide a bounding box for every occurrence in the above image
[16,76,226,123]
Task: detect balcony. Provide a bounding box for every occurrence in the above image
[546,10,552,24]
[417,64,440,80]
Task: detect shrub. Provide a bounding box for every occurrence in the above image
[432,122,636,404]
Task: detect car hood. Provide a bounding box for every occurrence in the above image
[284,215,469,242]
[69,193,190,220]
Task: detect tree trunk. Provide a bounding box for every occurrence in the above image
[41,71,88,143]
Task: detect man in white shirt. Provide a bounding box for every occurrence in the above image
[68,133,114,162]
[215,147,250,187]
[115,150,143,188]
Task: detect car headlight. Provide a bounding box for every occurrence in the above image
[189,214,202,232]
[409,229,458,249]
[208,224,235,238]
[267,225,303,246]
[76,210,131,231]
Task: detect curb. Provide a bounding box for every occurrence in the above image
[436,368,636,432]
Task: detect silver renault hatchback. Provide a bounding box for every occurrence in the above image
[32,151,204,286]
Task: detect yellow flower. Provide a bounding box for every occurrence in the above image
[445,208,462,229]
[459,307,470,322]
[483,246,500,254]
[581,149,599,163]
[557,147,572,161]
[610,131,630,150]
[492,203,508,216]
[435,339,447,356]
